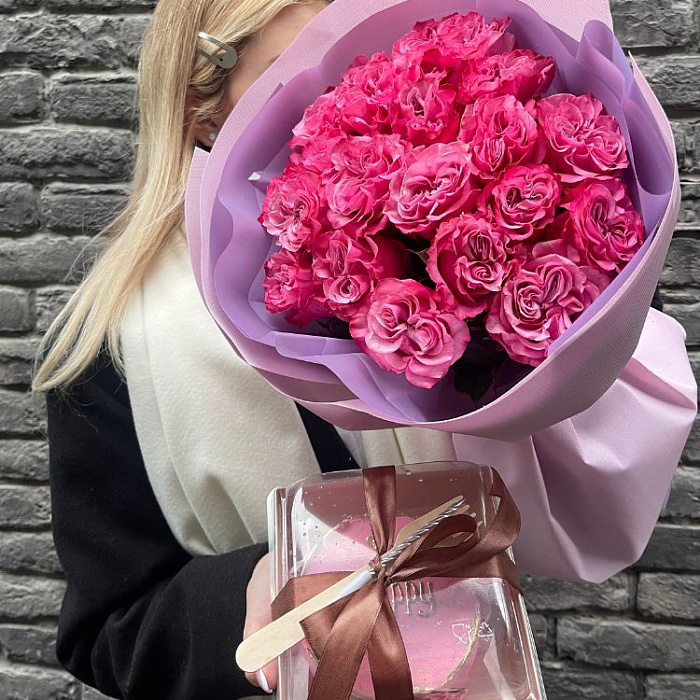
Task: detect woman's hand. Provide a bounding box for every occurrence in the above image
[243,553,277,694]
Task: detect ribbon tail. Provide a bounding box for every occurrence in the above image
[305,580,385,700]
[367,595,414,700]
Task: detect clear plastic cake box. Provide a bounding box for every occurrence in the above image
[267,460,546,699]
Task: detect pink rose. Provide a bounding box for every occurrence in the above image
[263,249,328,327]
[392,12,513,71]
[386,141,480,239]
[350,278,470,389]
[312,231,409,320]
[394,68,460,145]
[259,165,326,252]
[291,132,344,177]
[459,95,542,177]
[486,254,607,365]
[481,164,561,245]
[334,52,401,136]
[342,51,398,94]
[290,89,344,149]
[427,213,510,319]
[537,93,629,182]
[548,178,645,275]
[290,53,400,147]
[432,12,514,59]
[306,134,409,236]
[459,49,556,104]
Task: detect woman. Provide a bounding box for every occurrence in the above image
[33,2,340,697]
[32,0,696,698]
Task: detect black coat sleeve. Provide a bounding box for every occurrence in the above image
[46,347,268,699]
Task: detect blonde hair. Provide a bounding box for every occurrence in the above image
[31,0,318,395]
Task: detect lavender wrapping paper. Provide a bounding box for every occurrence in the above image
[185,0,698,581]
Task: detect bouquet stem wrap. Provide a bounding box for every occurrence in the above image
[271,466,521,700]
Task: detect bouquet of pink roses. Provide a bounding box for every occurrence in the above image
[185,0,697,583]
[259,11,643,396]
[185,0,682,436]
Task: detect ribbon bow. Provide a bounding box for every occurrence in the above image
[271,465,521,700]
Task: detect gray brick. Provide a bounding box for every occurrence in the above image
[558,617,700,671]
[0,287,33,332]
[41,184,129,235]
[638,573,700,621]
[51,75,136,127]
[0,440,48,481]
[521,573,630,612]
[0,14,143,71]
[0,485,51,528]
[0,573,66,618]
[35,287,77,334]
[0,183,39,235]
[0,338,42,386]
[46,0,156,8]
[0,624,59,667]
[690,350,700,375]
[678,183,700,232]
[0,665,79,700]
[662,466,700,519]
[0,72,43,124]
[690,352,700,388]
[661,236,700,286]
[672,120,700,174]
[528,612,548,656]
[664,302,700,345]
[683,416,700,464]
[119,15,149,68]
[0,533,60,576]
[611,0,698,49]
[541,662,640,700]
[0,236,100,284]
[637,523,700,570]
[647,675,700,699]
[0,128,134,181]
[0,0,42,10]
[636,57,700,110]
[0,388,45,436]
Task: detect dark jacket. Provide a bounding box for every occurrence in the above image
[45,344,356,699]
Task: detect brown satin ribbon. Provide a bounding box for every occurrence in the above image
[271,465,522,700]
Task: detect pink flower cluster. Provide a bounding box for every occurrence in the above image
[260,11,643,389]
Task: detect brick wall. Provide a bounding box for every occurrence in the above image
[0,1,698,698]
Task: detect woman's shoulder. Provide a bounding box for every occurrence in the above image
[44,340,132,428]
